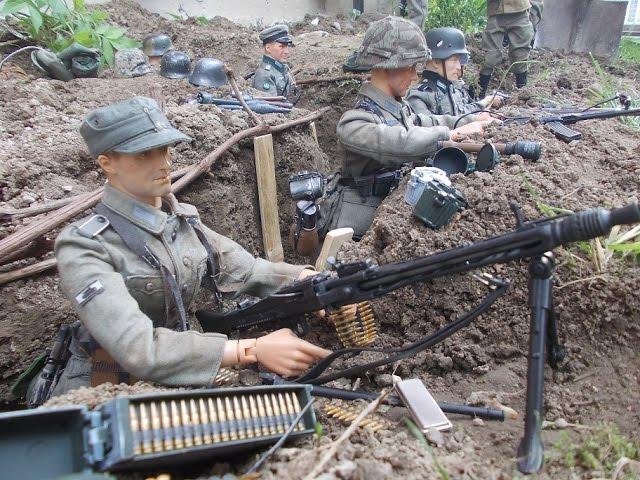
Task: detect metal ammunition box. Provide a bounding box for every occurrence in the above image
[412,179,467,229]
[0,385,316,479]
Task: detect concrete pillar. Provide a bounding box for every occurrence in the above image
[536,0,629,62]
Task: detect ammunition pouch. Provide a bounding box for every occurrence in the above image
[90,341,138,387]
[338,170,401,198]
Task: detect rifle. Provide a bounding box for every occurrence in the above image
[196,202,640,474]
[504,93,640,142]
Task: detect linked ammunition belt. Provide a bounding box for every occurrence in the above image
[328,301,378,347]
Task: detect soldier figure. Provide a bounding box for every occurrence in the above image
[252,25,297,98]
[41,97,330,399]
[407,27,503,116]
[479,0,536,97]
[319,16,492,241]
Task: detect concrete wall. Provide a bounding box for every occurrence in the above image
[131,0,326,26]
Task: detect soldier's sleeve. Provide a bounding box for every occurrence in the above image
[406,89,437,116]
[252,67,279,95]
[55,225,227,387]
[416,111,478,128]
[337,108,450,165]
[201,224,308,297]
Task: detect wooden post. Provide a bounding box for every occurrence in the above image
[315,227,354,271]
[309,121,319,146]
[253,134,284,262]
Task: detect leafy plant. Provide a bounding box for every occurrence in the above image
[0,0,139,65]
[424,0,486,34]
[619,36,640,64]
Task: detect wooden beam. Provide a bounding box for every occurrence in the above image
[0,257,57,286]
[315,227,354,271]
[253,134,284,262]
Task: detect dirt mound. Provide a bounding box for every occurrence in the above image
[1,2,639,478]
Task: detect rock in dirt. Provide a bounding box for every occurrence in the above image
[333,460,357,479]
[425,427,445,447]
[472,417,485,427]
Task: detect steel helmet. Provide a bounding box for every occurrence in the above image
[425,27,470,65]
[188,57,228,87]
[160,50,192,79]
[355,16,431,69]
[142,33,173,57]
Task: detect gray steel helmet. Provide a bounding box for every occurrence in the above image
[142,33,173,57]
[188,57,228,87]
[114,49,152,78]
[160,50,191,79]
[356,16,431,69]
[425,27,470,65]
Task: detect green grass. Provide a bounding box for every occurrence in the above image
[549,425,640,479]
[423,0,486,34]
[588,54,640,130]
[619,36,640,64]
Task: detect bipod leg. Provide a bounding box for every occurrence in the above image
[516,252,556,474]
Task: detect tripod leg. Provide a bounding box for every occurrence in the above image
[516,252,555,474]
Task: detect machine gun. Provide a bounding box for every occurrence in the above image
[504,93,640,142]
[197,202,640,474]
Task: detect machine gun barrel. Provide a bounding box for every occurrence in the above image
[540,107,640,125]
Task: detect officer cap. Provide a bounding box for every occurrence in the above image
[259,24,294,46]
[142,33,173,57]
[79,97,191,157]
[356,16,431,70]
[425,27,470,64]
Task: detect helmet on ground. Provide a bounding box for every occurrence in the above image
[355,16,431,69]
[142,33,173,57]
[114,49,152,78]
[188,57,227,87]
[425,27,470,65]
[160,50,192,79]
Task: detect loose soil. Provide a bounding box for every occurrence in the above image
[1,2,639,479]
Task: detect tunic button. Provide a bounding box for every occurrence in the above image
[145,282,154,291]
[182,283,188,292]
[182,257,191,266]
[171,229,178,241]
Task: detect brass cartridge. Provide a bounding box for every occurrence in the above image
[139,403,153,454]
[129,405,142,455]
[208,398,221,443]
[170,400,184,449]
[190,399,203,446]
[160,401,173,451]
[149,402,163,452]
[199,398,212,444]
[180,400,194,448]
[216,398,230,442]
[262,394,277,435]
[224,397,238,440]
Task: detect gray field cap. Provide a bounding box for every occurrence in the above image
[79,97,191,157]
[259,24,294,45]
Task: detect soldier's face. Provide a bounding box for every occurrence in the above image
[388,65,419,97]
[265,42,290,62]
[98,146,172,206]
[444,55,463,81]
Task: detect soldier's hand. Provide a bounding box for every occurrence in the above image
[451,120,492,140]
[253,328,332,377]
[483,95,503,108]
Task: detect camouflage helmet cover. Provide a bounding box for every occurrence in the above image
[114,49,152,78]
[356,16,431,69]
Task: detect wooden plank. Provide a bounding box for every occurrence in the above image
[309,121,319,146]
[315,227,354,271]
[253,134,284,262]
[0,257,57,286]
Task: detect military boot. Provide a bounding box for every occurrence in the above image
[515,72,527,89]
[478,74,491,99]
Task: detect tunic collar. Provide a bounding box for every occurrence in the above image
[358,82,403,119]
[101,184,197,234]
[262,55,287,73]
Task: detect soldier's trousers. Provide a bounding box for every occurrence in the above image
[480,10,534,75]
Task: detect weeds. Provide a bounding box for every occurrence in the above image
[618,36,640,64]
[0,0,138,65]
[588,54,640,130]
[423,0,486,33]
[549,425,639,479]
